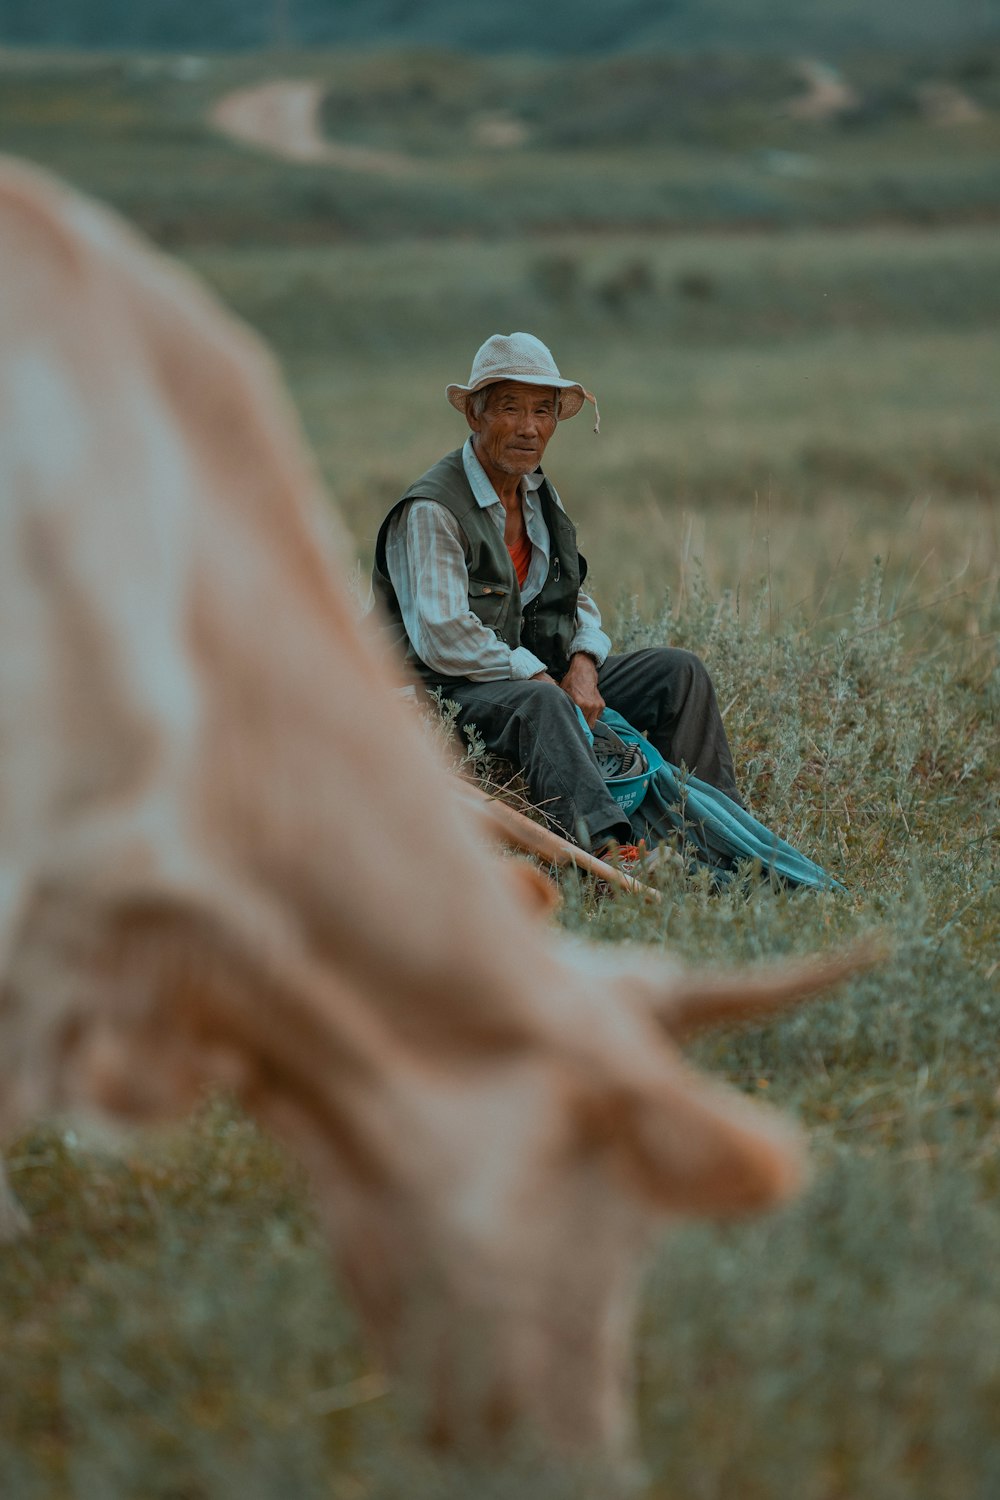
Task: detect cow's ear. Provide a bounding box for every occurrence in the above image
[644,935,888,1042]
[597,1070,805,1219]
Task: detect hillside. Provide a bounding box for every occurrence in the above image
[2,47,998,249]
[2,0,999,57]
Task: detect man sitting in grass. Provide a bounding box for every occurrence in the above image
[371,331,742,862]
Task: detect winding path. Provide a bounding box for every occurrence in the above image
[210,79,412,173]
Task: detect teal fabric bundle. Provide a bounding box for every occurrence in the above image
[583,708,843,892]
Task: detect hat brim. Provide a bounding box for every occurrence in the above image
[446,374,591,422]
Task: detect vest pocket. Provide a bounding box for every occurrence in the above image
[468,577,510,626]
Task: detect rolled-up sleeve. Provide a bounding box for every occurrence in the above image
[570,590,612,666]
[385,501,546,680]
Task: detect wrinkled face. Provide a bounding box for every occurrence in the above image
[468,380,559,483]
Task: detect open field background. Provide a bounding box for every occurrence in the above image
[1,41,998,1500]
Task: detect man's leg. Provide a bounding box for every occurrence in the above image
[427,677,632,851]
[598,647,743,804]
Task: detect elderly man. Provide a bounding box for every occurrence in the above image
[372,332,742,859]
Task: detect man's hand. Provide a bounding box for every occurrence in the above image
[558,653,605,729]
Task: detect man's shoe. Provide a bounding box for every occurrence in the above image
[594,840,679,880]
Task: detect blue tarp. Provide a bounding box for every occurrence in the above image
[585,708,843,892]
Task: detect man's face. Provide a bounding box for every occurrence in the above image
[468,381,558,482]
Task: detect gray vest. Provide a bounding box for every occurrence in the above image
[371,448,587,682]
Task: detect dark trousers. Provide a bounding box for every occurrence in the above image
[429,647,740,852]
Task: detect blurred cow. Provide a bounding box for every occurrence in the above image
[0,157,877,1476]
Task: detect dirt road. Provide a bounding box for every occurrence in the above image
[210,79,412,173]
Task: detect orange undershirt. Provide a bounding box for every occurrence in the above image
[506,531,532,588]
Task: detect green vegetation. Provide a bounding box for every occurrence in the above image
[1,46,998,1500]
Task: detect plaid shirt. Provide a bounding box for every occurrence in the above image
[382,437,611,681]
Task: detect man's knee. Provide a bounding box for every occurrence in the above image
[660,646,703,670]
[650,646,713,694]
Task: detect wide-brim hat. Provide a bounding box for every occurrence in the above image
[446,332,599,429]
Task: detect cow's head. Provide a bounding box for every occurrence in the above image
[214,931,879,1462]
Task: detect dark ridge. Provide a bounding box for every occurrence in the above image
[2,0,999,56]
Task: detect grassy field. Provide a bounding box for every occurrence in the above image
[1,46,998,1500]
[188,226,999,632]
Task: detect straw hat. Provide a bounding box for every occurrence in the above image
[446,332,599,430]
